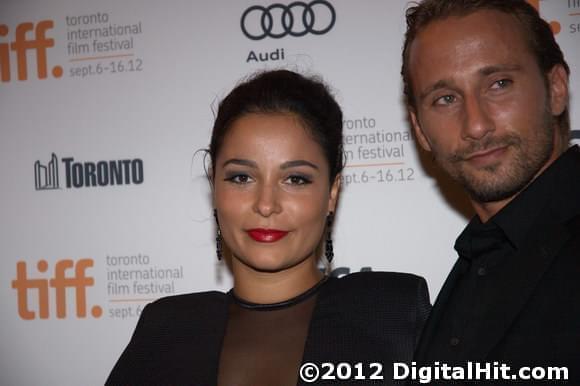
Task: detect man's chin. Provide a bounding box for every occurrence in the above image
[461,173,531,204]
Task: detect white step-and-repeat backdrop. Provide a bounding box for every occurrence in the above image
[1,1,578,384]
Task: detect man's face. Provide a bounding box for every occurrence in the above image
[408,10,566,205]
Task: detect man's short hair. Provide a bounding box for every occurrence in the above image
[401,0,570,140]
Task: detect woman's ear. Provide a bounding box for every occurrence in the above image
[328,174,341,213]
[207,162,216,202]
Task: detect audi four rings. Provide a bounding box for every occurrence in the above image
[241,1,336,40]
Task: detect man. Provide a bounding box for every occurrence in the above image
[402,0,579,382]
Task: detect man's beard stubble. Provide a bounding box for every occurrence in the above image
[435,108,556,204]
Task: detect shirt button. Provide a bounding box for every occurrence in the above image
[450,337,460,346]
[477,267,487,276]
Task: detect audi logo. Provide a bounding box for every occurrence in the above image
[241,1,336,40]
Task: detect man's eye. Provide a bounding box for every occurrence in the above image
[285,175,312,185]
[224,174,252,184]
[491,79,513,89]
[434,95,456,106]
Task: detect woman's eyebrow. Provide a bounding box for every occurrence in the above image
[280,160,319,170]
[222,158,257,168]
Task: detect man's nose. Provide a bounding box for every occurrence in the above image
[462,95,495,141]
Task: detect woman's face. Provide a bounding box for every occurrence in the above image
[213,112,340,273]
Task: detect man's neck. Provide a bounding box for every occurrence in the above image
[472,145,567,223]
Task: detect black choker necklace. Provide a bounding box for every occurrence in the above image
[229,276,329,311]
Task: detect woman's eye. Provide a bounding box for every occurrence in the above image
[434,94,456,106]
[224,174,252,184]
[285,175,312,185]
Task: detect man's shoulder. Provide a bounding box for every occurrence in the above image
[566,213,580,231]
[559,214,580,256]
[555,145,580,183]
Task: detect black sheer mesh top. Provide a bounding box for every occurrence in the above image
[217,277,327,386]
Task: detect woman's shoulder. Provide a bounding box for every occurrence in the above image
[151,290,228,307]
[140,290,229,322]
[309,272,430,362]
[106,291,229,385]
[321,271,430,316]
[328,271,427,294]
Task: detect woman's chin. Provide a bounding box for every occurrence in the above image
[233,253,311,274]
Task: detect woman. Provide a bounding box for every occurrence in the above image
[106,70,430,385]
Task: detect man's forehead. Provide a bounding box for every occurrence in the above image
[409,10,532,73]
[416,10,523,48]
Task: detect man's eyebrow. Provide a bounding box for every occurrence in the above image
[479,64,523,76]
[418,64,524,102]
[222,158,257,168]
[280,160,319,170]
[419,79,455,101]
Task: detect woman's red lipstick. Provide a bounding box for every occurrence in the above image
[247,229,288,243]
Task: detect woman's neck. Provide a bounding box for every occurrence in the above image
[231,257,324,304]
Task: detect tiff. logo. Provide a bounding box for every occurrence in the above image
[34,153,59,190]
[0,20,63,82]
[11,259,103,320]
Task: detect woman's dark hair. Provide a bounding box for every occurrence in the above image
[209,70,344,183]
[401,0,570,141]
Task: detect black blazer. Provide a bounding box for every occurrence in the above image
[107,272,430,385]
[415,147,580,383]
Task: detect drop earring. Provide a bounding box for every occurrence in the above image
[325,212,334,263]
[213,209,222,261]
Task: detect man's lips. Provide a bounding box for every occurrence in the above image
[464,145,508,166]
[247,229,289,243]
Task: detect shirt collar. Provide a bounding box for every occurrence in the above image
[455,145,580,258]
[454,216,507,261]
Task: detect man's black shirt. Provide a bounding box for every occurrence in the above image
[425,145,580,361]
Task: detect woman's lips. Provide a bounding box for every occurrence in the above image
[247,229,289,243]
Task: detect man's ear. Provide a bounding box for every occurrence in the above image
[409,109,432,152]
[548,64,569,116]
